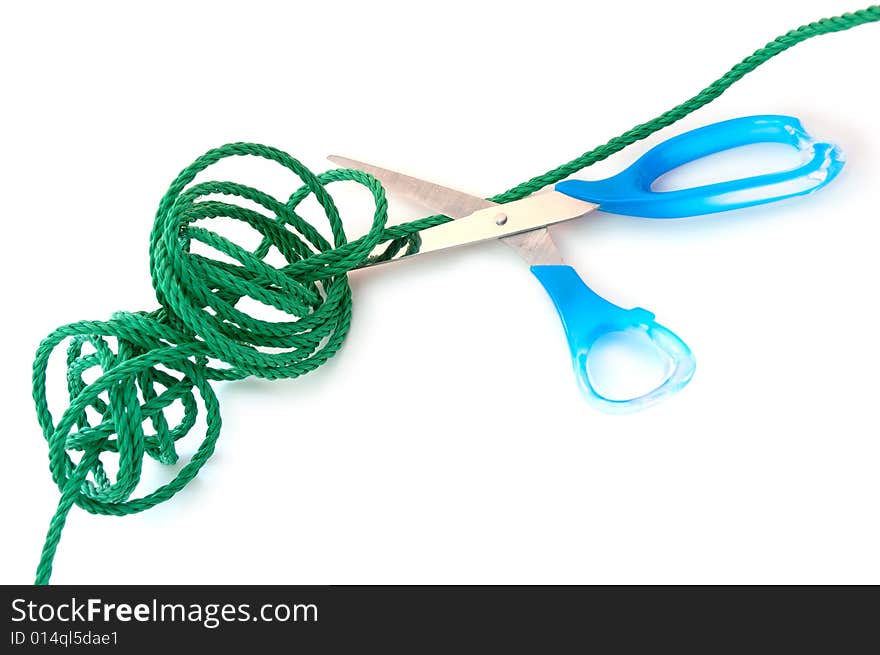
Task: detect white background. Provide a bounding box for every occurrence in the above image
[1,0,877,584]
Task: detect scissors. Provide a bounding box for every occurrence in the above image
[330,115,843,413]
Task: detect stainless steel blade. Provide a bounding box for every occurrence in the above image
[328,155,493,219]
[328,155,596,266]
[409,191,593,259]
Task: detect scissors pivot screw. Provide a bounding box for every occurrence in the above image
[494,213,508,226]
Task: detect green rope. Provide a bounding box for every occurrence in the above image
[33,5,880,584]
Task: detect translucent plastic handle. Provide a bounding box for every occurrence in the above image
[554,115,844,218]
[531,265,695,413]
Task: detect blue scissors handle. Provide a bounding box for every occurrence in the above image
[555,115,844,218]
[531,265,695,413]
[534,115,842,411]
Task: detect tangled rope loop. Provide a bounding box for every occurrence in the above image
[32,143,443,584]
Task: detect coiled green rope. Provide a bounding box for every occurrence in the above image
[33,5,880,584]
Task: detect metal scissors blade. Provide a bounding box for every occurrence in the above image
[328,155,597,267]
[328,155,493,219]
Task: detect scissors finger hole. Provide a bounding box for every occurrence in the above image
[651,142,806,193]
[584,328,673,402]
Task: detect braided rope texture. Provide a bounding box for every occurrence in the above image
[32,5,880,584]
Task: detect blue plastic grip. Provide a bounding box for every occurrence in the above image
[531,265,695,412]
[554,115,844,218]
